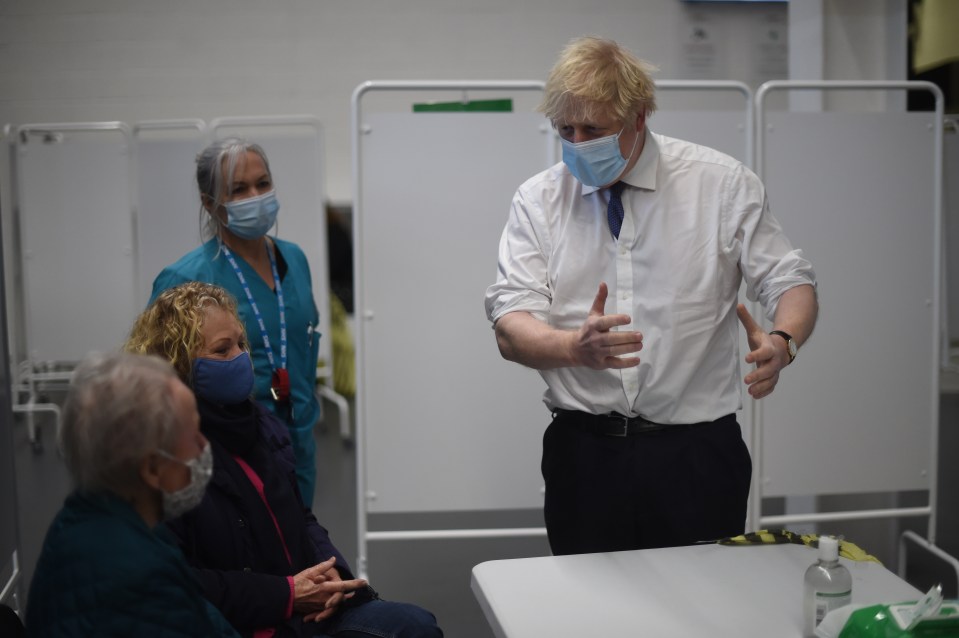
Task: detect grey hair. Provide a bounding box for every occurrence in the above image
[59,352,181,495]
[195,137,273,240]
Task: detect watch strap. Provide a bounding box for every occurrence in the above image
[769,330,796,364]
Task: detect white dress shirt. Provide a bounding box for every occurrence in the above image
[485,129,816,424]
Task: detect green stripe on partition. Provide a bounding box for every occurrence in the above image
[413,99,513,112]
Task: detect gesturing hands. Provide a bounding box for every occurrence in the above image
[573,283,643,370]
[737,303,787,400]
[293,556,367,623]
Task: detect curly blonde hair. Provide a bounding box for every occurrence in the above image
[125,282,246,384]
[539,36,658,126]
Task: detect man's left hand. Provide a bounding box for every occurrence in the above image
[737,303,787,399]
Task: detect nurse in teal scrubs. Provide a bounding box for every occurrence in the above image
[150,138,320,505]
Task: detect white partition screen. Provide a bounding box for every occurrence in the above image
[358,109,552,514]
[755,84,942,509]
[16,124,138,362]
[356,82,755,519]
[352,83,757,577]
[0,195,21,607]
[133,121,209,308]
[651,81,753,166]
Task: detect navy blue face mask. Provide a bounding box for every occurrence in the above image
[192,351,255,405]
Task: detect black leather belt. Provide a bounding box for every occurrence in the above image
[552,408,673,436]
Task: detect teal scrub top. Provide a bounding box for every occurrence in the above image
[150,237,320,501]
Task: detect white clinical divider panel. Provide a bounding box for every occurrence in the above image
[15,123,138,362]
[351,81,755,577]
[753,82,944,534]
[0,188,22,611]
[352,81,552,577]
[650,80,753,167]
[360,111,552,512]
[132,120,208,308]
[944,117,959,365]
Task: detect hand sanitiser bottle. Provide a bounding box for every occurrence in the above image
[803,535,852,637]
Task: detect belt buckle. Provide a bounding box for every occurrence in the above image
[609,414,629,437]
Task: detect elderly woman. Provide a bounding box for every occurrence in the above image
[125,282,442,638]
[25,352,238,637]
[150,138,321,506]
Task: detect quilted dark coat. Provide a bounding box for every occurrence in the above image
[165,401,352,638]
[25,490,238,637]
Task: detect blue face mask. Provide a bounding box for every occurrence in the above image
[224,190,279,240]
[560,128,635,188]
[192,351,255,405]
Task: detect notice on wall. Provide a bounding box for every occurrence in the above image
[678,10,727,80]
[751,10,788,86]
[676,3,789,88]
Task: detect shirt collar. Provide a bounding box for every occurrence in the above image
[581,127,658,195]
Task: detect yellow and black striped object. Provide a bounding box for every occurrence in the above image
[718,529,881,564]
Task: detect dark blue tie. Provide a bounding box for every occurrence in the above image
[607,181,626,239]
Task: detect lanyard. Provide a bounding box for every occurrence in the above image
[221,241,287,373]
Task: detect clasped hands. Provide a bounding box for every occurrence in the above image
[292,556,367,623]
[573,283,786,398]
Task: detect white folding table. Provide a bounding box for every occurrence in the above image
[471,543,921,637]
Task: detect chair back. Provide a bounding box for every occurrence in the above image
[0,603,25,637]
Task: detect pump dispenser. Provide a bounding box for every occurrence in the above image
[803,535,852,636]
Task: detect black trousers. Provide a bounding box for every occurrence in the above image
[541,411,752,556]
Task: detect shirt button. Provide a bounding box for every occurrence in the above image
[622,292,628,300]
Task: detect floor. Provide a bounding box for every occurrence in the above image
[10,392,551,637]
[307,404,552,638]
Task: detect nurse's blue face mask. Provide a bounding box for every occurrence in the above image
[224,190,279,240]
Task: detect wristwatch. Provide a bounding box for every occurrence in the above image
[769,330,798,365]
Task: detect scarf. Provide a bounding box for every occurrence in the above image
[195,397,259,456]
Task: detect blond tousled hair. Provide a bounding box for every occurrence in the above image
[539,36,658,126]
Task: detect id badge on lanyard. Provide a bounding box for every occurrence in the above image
[271,368,291,402]
[222,241,293,421]
[271,368,293,421]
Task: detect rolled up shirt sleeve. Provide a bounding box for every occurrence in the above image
[485,182,554,325]
[725,163,817,321]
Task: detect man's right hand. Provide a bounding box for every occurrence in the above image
[572,282,643,370]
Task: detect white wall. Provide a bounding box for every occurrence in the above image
[0,0,905,204]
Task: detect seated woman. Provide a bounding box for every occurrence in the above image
[25,352,238,637]
[125,282,442,638]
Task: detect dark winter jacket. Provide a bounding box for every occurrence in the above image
[165,400,352,637]
[26,490,238,637]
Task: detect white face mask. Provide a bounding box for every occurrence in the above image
[156,443,213,520]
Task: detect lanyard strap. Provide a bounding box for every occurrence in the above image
[221,242,287,372]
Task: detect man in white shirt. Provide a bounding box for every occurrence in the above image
[484,36,818,555]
